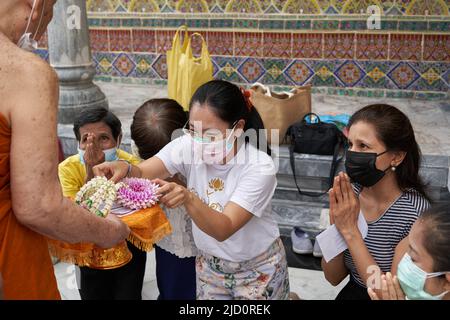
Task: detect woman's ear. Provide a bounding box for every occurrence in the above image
[444,273,450,291]
[235,119,246,137]
[392,151,407,167]
[117,133,123,147]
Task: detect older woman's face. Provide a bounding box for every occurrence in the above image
[78,122,118,151]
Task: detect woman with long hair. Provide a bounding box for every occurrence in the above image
[322,104,430,300]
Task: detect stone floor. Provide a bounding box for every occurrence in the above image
[53,251,349,300]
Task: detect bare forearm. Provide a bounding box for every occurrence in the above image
[47,198,117,244]
[345,232,383,294]
[18,192,117,246]
[126,163,160,181]
[322,253,349,286]
[138,157,171,181]
[130,163,143,178]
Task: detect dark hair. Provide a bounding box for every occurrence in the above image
[189,80,270,155]
[73,107,122,142]
[348,104,429,200]
[420,203,450,273]
[131,99,188,160]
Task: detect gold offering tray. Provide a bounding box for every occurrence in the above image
[48,204,171,270]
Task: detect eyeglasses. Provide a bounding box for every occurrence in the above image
[182,120,238,144]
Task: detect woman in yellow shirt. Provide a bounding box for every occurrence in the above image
[58,107,143,300]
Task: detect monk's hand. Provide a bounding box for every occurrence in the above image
[329,172,360,240]
[96,213,131,249]
[84,133,105,167]
[154,178,192,209]
[93,160,129,183]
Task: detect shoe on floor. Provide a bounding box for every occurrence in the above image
[313,240,323,258]
[291,227,313,255]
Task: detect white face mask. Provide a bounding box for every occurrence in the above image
[189,125,237,165]
[18,0,46,52]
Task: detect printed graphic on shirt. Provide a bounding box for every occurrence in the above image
[207,178,225,213]
[208,178,224,192]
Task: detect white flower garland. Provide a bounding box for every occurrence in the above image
[75,176,123,218]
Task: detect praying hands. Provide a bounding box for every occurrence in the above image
[329,172,360,240]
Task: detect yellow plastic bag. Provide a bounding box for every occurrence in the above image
[167,27,213,111]
[167,26,188,102]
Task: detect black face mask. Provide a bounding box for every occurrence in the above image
[345,150,391,187]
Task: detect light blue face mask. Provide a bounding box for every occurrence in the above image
[397,253,449,300]
[103,147,119,162]
[78,145,119,164]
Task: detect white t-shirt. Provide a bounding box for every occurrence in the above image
[156,135,280,262]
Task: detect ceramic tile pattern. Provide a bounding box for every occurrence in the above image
[38,1,450,100]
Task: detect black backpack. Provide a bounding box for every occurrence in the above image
[287,113,346,197]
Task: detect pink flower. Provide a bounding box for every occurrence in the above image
[117,178,160,210]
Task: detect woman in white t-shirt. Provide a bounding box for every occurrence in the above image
[94,80,290,300]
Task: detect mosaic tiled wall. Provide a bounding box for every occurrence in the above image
[37,0,450,99]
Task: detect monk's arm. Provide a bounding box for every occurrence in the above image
[9,59,128,247]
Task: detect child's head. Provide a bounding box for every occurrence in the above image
[416,203,450,274]
[399,203,450,299]
[131,99,187,160]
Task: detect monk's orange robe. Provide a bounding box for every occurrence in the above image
[0,113,60,300]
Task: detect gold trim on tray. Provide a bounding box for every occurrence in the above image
[88,241,133,270]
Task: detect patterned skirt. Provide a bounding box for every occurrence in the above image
[196,237,290,300]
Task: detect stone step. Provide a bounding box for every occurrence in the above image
[273,145,450,204]
[274,145,450,192]
[274,176,333,204]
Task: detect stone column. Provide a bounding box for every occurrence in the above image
[47,0,107,124]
